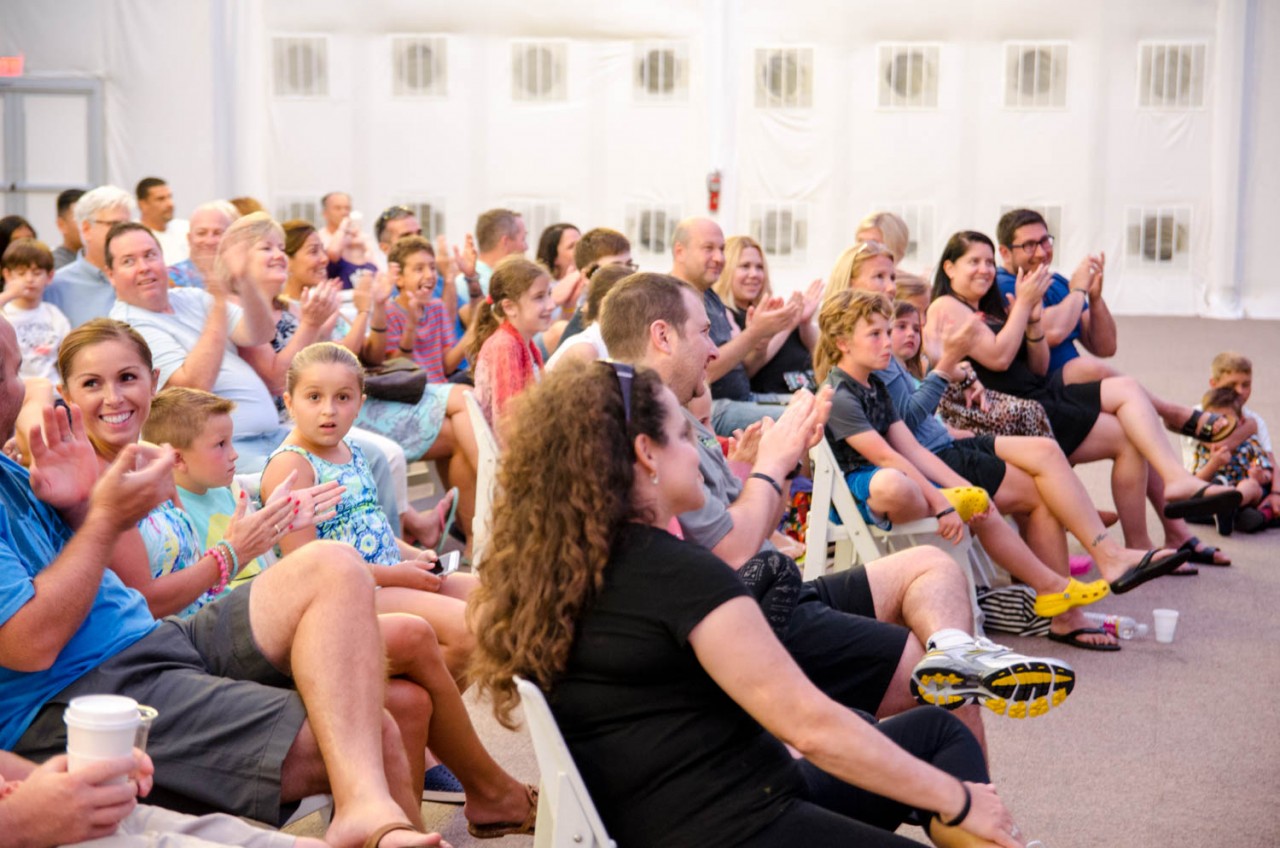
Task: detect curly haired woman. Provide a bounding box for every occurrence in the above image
[468,359,1031,848]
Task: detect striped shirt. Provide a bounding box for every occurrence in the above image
[385,298,455,383]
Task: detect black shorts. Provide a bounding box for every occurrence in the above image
[13,583,307,825]
[934,434,1008,496]
[782,567,910,715]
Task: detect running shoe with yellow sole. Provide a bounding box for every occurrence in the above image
[910,630,1075,719]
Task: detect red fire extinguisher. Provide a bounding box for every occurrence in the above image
[707,169,722,213]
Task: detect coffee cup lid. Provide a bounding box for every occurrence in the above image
[64,695,141,728]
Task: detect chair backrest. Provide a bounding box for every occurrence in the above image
[515,676,617,848]
[464,389,500,566]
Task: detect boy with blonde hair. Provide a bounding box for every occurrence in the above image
[142,387,270,587]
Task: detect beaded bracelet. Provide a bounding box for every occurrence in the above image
[208,546,231,594]
[218,540,241,577]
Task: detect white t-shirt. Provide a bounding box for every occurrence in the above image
[2,300,71,382]
[109,289,281,437]
[546,322,609,371]
[152,219,190,265]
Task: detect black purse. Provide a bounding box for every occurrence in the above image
[363,358,427,405]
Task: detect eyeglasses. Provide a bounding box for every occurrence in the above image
[1010,234,1054,253]
[605,360,635,425]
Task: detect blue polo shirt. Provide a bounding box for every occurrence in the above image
[45,252,118,328]
[995,267,1086,373]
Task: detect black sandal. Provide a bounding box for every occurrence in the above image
[1178,537,1230,566]
[1178,409,1236,443]
[1163,486,1243,521]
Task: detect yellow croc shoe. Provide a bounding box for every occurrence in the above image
[1034,578,1111,619]
[939,486,990,522]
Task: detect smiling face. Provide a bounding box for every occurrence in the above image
[397,249,437,299]
[666,287,717,404]
[178,413,239,489]
[850,254,897,298]
[107,229,170,312]
[730,245,766,308]
[187,208,231,270]
[501,274,554,340]
[60,338,157,459]
[287,231,327,292]
[0,321,26,442]
[943,242,998,303]
[674,220,725,289]
[645,386,706,517]
[283,361,364,451]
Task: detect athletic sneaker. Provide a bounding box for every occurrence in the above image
[423,764,466,803]
[910,629,1075,719]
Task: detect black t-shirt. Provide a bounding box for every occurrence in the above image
[727,305,815,395]
[548,523,803,847]
[705,289,754,401]
[824,367,899,474]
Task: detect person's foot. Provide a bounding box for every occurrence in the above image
[1165,535,1230,566]
[910,629,1075,719]
[1093,545,1183,583]
[1050,607,1119,649]
[327,815,444,848]
[464,782,538,838]
[402,489,458,549]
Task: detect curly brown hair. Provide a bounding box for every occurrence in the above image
[468,358,669,728]
[814,289,892,384]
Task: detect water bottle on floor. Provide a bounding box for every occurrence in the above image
[1082,612,1148,639]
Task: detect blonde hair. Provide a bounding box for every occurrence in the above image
[285,342,364,396]
[856,211,910,265]
[144,387,236,450]
[712,235,771,309]
[213,211,284,286]
[814,290,892,383]
[824,240,896,300]
[1211,351,1252,380]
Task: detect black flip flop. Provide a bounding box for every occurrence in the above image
[1110,548,1192,595]
[1178,537,1230,566]
[1163,486,1243,520]
[1179,409,1237,443]
[1047,627,1122,652]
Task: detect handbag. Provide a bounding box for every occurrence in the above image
[363,358,427,405]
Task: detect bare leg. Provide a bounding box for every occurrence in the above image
[376,587,475,687]
[247,541,431,848]
[379,613,532,829]
[989,461,1069,573]
[1062,357,1227,438]
[994,435,1173,581]
[864,546,974,641]
[1069,414,1154,548]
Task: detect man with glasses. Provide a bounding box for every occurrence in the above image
[45,185,135,327]
[995,208,1114,375]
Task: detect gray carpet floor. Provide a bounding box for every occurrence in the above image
[298,316,1280,847]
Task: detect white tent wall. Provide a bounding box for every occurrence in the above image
[2,0,1276,318]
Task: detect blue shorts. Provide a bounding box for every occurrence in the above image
[842,466,893,531]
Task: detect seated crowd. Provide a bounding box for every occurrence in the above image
[0,181,1268,848]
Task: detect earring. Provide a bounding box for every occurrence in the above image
[651,473,659,485]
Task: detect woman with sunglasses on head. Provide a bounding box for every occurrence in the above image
[469,358,1032,848]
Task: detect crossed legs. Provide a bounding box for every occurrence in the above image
[247,541,433,848]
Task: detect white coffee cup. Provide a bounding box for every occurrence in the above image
[1152,608,1180,643]
[64,695,141,780]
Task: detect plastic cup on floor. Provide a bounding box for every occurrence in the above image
[1152,608,1179,643]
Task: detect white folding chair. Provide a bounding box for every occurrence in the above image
[515,677,617,848]
[464,389,501,567]
[804,438,994,635]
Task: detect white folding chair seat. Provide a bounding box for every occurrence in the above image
[515,677,617,848]
[464,390,501,568]
[804,438,992,636]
